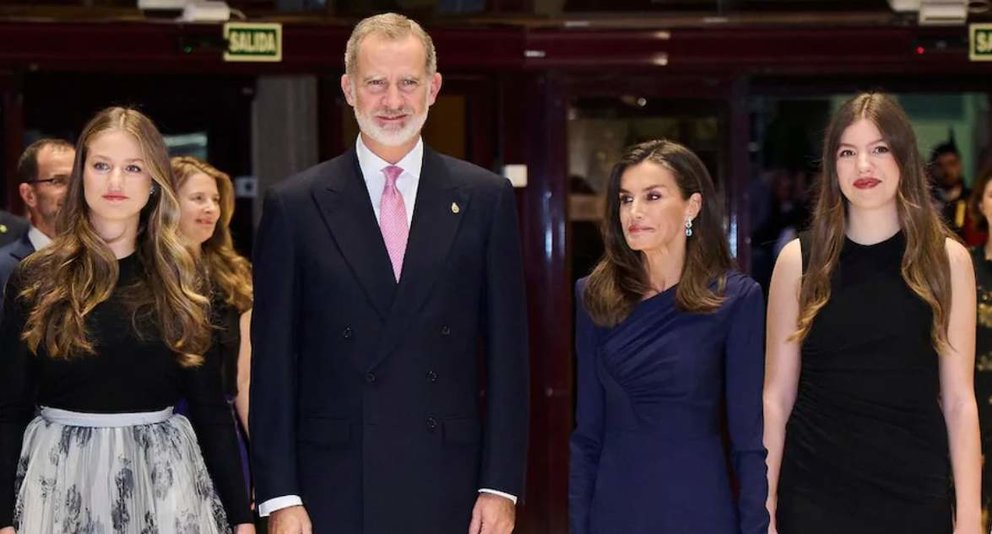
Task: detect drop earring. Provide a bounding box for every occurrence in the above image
[684,218,693,237]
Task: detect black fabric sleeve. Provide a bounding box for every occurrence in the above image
[0,267,38,529]
[183,346,252,526]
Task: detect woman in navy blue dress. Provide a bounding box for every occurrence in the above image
[570,139,769,534]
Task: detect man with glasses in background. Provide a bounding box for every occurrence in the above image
[0,138,74,295]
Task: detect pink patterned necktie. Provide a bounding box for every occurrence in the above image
[379,165,408,281]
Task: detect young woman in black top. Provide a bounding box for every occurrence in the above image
[0,107,253,533]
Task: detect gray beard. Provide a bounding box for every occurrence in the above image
[354,108,428,148]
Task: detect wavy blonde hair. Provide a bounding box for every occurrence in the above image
[18,107,210,365]
[171,156,252,313]
[795,92,953,351]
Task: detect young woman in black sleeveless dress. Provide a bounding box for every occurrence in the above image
[763,93,982,534]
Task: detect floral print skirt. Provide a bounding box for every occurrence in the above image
[14,407,230,533]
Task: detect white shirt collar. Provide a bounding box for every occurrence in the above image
[355,135,424,181]
[355,135,424,226]
[27,226,51,251]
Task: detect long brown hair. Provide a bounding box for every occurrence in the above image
[795,92,953,350]
[18,107,210,365]
[171,156,253,313]
[584,139,732,327]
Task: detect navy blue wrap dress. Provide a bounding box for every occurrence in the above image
[570,271,769,534]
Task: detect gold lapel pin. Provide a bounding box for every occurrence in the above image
[451,202,460,214]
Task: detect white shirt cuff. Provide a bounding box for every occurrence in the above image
[258,495,303,517]
[261,491,514,515]
[478,488,518,505]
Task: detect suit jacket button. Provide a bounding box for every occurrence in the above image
[365,372,376,384]
[440,326,451,336]
[426,370,438,383]
[426,416,438,431]
[342,327,353,339]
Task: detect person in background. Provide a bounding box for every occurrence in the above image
[931,141,975,242]
[570,139,768,534]
[0,107,253,534]
[968,166,992,530]
[0,210,27,249]
[764,92,981,534]
[172,155,253,488]
[0,138,74,294]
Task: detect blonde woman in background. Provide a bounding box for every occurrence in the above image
[172,156,254,515]
[172,156,252,439]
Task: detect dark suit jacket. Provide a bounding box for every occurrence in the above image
[0,211,28,249]
[250,146,529,534]
[0,233,33,294]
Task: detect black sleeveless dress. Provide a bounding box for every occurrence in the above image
[776,231,952,534]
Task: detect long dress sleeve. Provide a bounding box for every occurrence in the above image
[569,280,605,534]
[724,279,770,534]
[0,267,39,529]
[182,345,252,526]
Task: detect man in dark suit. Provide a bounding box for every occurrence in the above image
[0,138,74,294]
[250,13,529,534]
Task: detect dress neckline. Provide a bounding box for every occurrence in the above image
[642,283,679,304]
[844,229,903,249]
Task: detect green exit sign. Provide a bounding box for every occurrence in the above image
[224,22,282,62]
[970,23,992,61]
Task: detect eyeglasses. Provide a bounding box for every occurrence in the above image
[27,177,69,188]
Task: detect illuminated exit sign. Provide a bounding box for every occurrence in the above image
[970,23,992,61]
[224,22,282,62]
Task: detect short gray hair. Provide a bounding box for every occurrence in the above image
[344,13,437,77]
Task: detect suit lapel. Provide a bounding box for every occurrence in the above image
[11,234,34,261]
[311,149,396,321]
[370,147,469,369]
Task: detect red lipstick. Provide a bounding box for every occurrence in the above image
[853,178,880,189]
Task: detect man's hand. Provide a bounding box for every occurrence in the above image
[468,493,515,534]
[1,526,15,534]
[233,523,256,534]
[269,505,312,534]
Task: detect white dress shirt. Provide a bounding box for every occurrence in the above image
[357,135,422,226]
[258,136,516,517]
[26,226,51,251]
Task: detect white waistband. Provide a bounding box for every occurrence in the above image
[39,406,174,427]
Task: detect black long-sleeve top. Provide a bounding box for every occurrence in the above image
[210,297,242,398]
[0,253,251,528]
